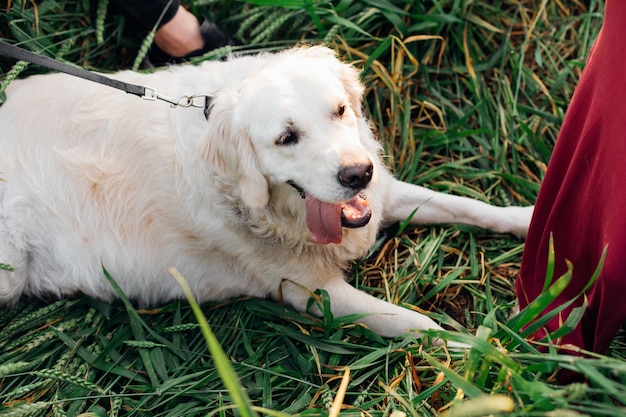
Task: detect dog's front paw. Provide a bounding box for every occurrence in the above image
[502,205,534,238]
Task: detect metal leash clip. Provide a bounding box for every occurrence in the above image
[142,87,214,120]
[142,87,212,109]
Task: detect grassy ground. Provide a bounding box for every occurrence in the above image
[1,0,625,416]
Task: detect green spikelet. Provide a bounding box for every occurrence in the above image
[235,9,265,42]
[0,300,68,344]
[0,263,15,271]
[4,381,48,401]
[14,315,84,352]
[163,323,199,332]
[0,361,31,378]
[54,316,82,333]
[5,329,52,352]
[320,384,333,411]
[52,349,74,373]
[0,301,35,330]
[191,45,234,63]
[110,395,123,417]
[249,9,282,38]
[51,401,66,417]
[96,0,109,45]
[323,24,339,46]
[84,307,99,325]
[0,60,30,104]
[133,31,155,71]
[290,13,307,36]
[250,10,294,45]
[0,402,50,417]
[498,187,512,206]
[35,369,105,394]
[227,6,263,25]
[55,38,76,60]
[123,340,166,348]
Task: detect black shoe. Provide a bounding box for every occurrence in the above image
[199,18,238,52]
[143,17,239,68]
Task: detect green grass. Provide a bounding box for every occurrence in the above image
[2,0,625,416]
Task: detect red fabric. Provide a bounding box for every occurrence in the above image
[517,0,626,355]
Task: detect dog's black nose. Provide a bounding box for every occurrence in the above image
[338,162,374,190]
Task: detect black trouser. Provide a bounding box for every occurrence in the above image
[112,0,180,31]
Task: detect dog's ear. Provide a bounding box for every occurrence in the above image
[202,90,269,208]
[337,60,365,118]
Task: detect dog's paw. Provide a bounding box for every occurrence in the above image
[501,205,534,238]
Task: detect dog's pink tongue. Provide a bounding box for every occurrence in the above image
[305,194,343,244]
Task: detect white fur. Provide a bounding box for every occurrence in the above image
[0,46,532,339]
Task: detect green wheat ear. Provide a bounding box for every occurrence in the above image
[0,60,30,99]
[0,263,15,271]
[95,0,109,46]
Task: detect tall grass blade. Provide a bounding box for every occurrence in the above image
[169,267,258,417]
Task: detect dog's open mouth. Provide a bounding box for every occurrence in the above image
[306,192,372,245]
[304,190,372,245]
[287,180,372,244]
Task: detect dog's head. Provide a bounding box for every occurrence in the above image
[202,46,381,244]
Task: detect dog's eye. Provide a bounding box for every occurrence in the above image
[337,105,345,118]
[276,128,299,146]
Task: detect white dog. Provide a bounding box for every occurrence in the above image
[0,46,531,339]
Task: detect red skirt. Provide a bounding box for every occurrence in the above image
[516,0,626,353]
[517,0,626,356]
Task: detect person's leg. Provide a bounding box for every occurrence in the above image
[153,5,204,58]
[113,0,180,31]
[113,0,237,66]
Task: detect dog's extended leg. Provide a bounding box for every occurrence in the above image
[280,276,444,339]
[382,177,533,237]
[319,277,444,338]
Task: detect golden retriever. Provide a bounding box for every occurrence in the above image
[0,46,531,339]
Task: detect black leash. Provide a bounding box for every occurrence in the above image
[0,40,213,117]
